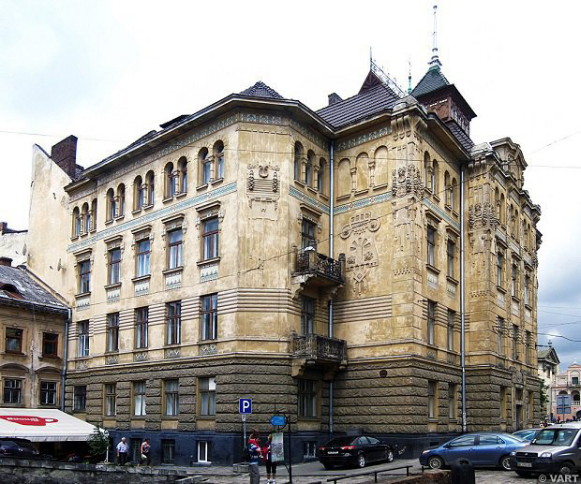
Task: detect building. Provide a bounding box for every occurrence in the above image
[25,55,542,464]
[537,343,560,420]
[0,257,69,409]
[551,363,581,422]
[0,222,27,267]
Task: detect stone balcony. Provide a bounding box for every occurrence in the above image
[291,333,347,379]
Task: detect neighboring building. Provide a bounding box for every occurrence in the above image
[537,343,560,420]
[551,363,581,422]
[25,56,541,463]
[0,222,27,266]
[0,257,69,409]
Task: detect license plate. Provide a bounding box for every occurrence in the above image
[328,451,339,454]
[518,462,532,468]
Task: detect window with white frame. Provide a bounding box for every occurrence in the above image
[164,379,179,416]
[133,381,146,416]
[298,379,318,417]
[136,238,151,277]
[201,294,218,341]
[40,381,57,406]
[166,301,181,345]
[104,383,116,416]
[214,141,224,180]
[202,217,219,260]
[427,301,436,346]
[427,226,436,267]
[199,377,216,416]
[135,307,148,349]
[3,379,22,404]
[197,441,211,463]
[78,258,91,294]
[167,228,183,269]
[77,321,90,357]
[108,247,121,285]
[106,313,119,352]
[199,148,211,185]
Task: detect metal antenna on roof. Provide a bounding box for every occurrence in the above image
[430,4,442,68]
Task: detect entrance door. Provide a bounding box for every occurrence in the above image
[515,405,523,430]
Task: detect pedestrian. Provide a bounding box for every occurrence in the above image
[262,434,277,484]
[140,437,151,466]
[116,436,129,465]
[247,431,262,484]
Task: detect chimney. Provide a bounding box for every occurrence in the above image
[328,93,343,106]
[0,222,6,235]
[0,257,13,267]
[51,135,78,178]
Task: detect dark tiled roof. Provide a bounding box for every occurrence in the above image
[411,65,450,97]
[445,120,475,152]
[316,83,400,129]
[239,81,284,99]
[0,266,68,313]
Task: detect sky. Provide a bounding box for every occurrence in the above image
[1,0,580,371]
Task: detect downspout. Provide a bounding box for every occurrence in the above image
[61,308,71,411]
[460,165,467,432]
[328,140,335,436]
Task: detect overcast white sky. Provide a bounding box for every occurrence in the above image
[1,0,580,371]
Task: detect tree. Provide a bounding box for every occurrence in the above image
[87,428,110,463]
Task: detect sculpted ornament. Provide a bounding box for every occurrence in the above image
[247,163,280,220]
[391,163,423,199]
[468,202,498,230]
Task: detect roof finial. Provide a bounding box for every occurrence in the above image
[430,4,442,69]
[407,58,412,94]
[370,46,373,70]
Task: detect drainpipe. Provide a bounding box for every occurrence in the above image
[460,165,467,432]
[61,308,71,411]
[328,140,335,436]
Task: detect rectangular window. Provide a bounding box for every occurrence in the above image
[497,252,504,287]
[197,441,211,463]
[106,313,120,352]
[130,438,142,463]
[77,321,90,357]
[161,440,176,464]
[104,383,116,416]
[167,228,183,269]
[448,384,456,419]
[511,263,518,297]
[42,332,58,357]
[136,239,151,277]
[524,274,531,305]
[298,379,318,418]
[427,226,436,266]
[301,219,317,249]
[497,318,505,355]
[301,296,315,335]
[573,376,580,385]
[202,218,219,260]
[3,379,22,404]
[166,301,181,345]
[5,328,23,353]
[73,385,87,412]
[79,259,91,293]
[447,310,455,351]
[304,441,317,458]
[40,381,57,406]
[428,381,437,419]
[427,301,436,346]
[447,239,455,278]
[525,330,531,364]
[164,379,179,417]
[133,381,146,416]
[108,248,121,285]
[201,294,218,341]
[500,387,508,419]
[199,377,216,416]
[512,324,519,360]
[135,307,149,349]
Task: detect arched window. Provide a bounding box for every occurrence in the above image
[318,158,327,194]
[134,175,144,210]
[91,199,97,231]
[356,152,369,191]
[72,207,81,237]
[294,142,303,181]
[199,148,210,185]
[374,146,389,187]
[178,157,188,194]
[117,184,125,217]
[81,202,91,234]
[573,392,580,405]
[451,177,458,209]
[145,171,155,206]
[432,160,439,195]
[106,188,116,222]
[164,162,176,198]
[305,150,315,186]
[424,152,432,191]
[500,193,506,226]
[336,158,351,197]
[213,141,225,180]
[444,171,451,206]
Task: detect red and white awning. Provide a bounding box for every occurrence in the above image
[0,408,101,442]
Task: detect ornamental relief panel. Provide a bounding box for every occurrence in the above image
[340,212,380,295]
[247,163,280,220]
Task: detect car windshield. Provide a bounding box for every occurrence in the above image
[324,437,357,447]
[533,429,578,446]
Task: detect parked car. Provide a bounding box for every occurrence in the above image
[318,435,395,469]
[510,423,581,477]
[0,438,40,458]
[420,433,528,471]
[512,428,542,442]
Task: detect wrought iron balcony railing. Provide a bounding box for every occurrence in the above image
[294,250,344,285]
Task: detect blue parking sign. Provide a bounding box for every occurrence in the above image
[239,398,252,414]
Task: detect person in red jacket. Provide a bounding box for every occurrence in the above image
[247,431,262,484]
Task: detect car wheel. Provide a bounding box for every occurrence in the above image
[385,448,394,463]
[558,462,575,475]
[515,470,532,477]
[427,456,444,470]
[357,453,366,468]
[500,455,511,471]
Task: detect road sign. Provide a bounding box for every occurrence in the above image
[270,415,286,426]
[239,398,252,414]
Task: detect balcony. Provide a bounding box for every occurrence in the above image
[291,333,347,379]
[293,249,345,287]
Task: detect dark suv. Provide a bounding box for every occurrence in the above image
[0,438,40,458]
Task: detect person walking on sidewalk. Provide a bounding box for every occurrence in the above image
[247,431,263,484]
[262,434,277,484]
[116,436,129,465]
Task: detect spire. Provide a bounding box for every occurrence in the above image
[429,4,442,69]
[407,58,413,94]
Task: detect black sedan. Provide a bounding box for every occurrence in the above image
[0,438,40,459]
[318,435,395,469]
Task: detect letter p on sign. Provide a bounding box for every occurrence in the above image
[239,398,252,414]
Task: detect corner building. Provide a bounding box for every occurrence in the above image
[26,60,541,464]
